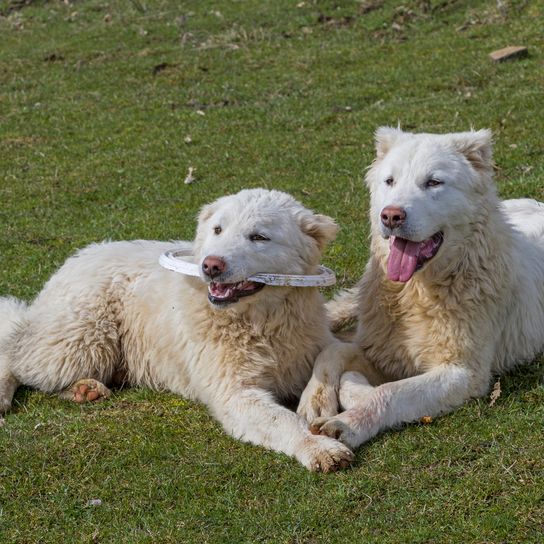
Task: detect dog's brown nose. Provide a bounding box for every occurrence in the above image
[381,206,407,229]
[202,256,227,279]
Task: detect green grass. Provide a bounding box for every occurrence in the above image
[1,0,543,542]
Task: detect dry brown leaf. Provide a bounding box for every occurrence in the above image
[489,379,501,407]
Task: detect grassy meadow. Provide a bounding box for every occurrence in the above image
[0,0,543,542]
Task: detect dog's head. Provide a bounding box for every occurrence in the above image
[366,127,495,282]
[193,189,338,308]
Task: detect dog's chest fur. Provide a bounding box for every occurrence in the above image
[356,256,505,380]
[192,289,330,399]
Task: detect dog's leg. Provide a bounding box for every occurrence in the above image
[0,297,27,414]
[0,356,19,414]
[58,379,112,404]
[311,364,489,449]
[9,301,122,398]
[338,371,375,410]
[296,341,361,422]
[216,387,354,472]
[297,342,382,423]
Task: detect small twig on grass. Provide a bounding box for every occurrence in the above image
[184,166,196,185]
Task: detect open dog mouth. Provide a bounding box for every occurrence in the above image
[387,232,443,282]
[208,280,265,305]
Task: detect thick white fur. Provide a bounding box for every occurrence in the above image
[298,129,544,449]
[0,189,353,471]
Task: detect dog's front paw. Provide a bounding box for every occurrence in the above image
[310,413,363,450]
[297,434,353,473]
[297,376,339,423]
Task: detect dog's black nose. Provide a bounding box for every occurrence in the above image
[202,256,227,279]
[381,206,407,229]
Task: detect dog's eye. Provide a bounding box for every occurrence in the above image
[249,234,270,242]
[214,226,222,235]
[384,177,394,186]
[425,178,443,188]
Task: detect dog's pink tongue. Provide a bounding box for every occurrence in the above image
[387,237,420,282]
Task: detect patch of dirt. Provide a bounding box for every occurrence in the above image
[43,52,65,62]
[0,136,42,148]
[0,0,59,16]
[152,62,177,76]
[184,98,238,110]
[359,0,385,15]
[317,14,355,29]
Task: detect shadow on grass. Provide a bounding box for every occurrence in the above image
[498,356,544,395]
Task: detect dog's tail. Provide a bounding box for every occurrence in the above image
[0,297,28,414]
[326,287,360,332]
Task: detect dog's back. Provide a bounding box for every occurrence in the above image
[502,198,544,242]
[497,199,544,372]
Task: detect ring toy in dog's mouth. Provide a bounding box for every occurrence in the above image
[159,249,336,288]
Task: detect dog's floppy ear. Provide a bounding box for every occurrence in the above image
[375,126,406,159]
[450,129,493,172]
[197,202,217,224]
[299,212,339,251]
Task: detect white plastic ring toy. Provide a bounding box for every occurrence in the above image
[159,249,336,288]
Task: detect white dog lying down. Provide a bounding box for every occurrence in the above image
[298,128,544,449]
[0,189,353,471]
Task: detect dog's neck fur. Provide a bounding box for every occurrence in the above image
[208,286,327,336]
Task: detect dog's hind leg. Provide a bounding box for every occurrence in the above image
[9,300,122,400]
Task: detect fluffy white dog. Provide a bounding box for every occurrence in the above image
[0,188,353,471]
[298,128,544,449]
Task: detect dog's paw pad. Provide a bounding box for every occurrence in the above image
[60,379,112,404]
